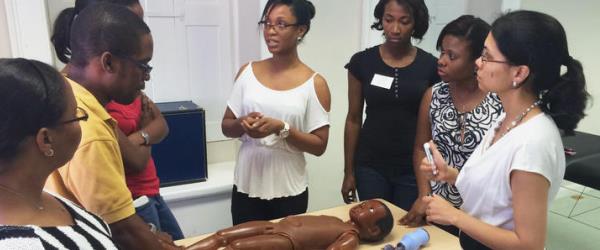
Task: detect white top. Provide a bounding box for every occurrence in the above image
[227,62,330,199]
[456,113,565,230]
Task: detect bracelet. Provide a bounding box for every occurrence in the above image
[140,131,150,145]
[148,223,157,233]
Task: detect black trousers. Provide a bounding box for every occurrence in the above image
[459,230,491,250]
[433,222,459,237]
[231,185,308,225]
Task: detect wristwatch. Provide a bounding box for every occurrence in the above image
[279,121,290,139]
[140,131,150,145]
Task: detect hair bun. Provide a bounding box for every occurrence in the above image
[562,55,573,66]
[303,0,316,19]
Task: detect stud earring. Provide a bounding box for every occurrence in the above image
[297,37,302,42]
[512,81,518,88]
[44,148,55,157]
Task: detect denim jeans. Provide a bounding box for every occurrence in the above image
[354,166,418,211]
[135,194,184,240]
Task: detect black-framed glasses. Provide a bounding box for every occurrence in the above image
[258,20,299,32]
[121,56,153,75]
[60,107,88,125]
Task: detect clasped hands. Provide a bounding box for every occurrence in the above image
[240,112,285,138]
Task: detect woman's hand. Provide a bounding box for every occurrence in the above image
[423,195,462,226]
[241,115,283,139]
[341,173,357,204]
[419,141,456,183]
[399,198,428,226]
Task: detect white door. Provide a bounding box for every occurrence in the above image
[143,0,235,141]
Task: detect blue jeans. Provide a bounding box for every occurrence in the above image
[354,166,418,211]
[135,194,184,240]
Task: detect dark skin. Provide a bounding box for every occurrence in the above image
[65,34,181,250]
[186,200,390,250]
[399,35,487,226]
[342,0,418,203]
[0,81,81,229]
[57,3,178,249]
[221,4,331,156]
[115,94,169,175]
[60,2,158,175]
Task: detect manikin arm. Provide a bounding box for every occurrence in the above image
[186,221,276,250]
[326,231,360,250]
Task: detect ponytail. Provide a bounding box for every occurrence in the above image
[491,11,590,135]
[50,7,76,64]
[541,57,590,135]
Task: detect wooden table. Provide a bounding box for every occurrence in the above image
[176,199,460,249]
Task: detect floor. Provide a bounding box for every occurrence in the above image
[546,180,600,249]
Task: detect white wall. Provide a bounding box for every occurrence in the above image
[520,0,599,135]
[3,0,53,64]
[0,0,11,58]
[299,0,363,211]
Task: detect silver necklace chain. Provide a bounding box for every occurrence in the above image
[0,184,44,210]
[495,99,542,138]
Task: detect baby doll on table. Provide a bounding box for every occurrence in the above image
[187,199,394,250]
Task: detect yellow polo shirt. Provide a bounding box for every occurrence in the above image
[45,78,135,224]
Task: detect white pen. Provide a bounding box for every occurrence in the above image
[423,142,438,176]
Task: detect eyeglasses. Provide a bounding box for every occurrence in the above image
[121,56,153,75]
[258,20,299,32]
[480,50,511,65]
[59,107,89,125]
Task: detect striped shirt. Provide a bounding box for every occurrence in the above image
[0,193,117,249]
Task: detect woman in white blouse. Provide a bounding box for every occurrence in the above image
[420,10,589,250]
[221,0,330,225]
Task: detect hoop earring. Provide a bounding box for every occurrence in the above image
[297,37,302,42]
[44,148,55,157]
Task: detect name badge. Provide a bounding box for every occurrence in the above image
[370,74,394,89]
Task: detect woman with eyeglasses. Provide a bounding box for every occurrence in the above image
[399,16,503,234]
[342,0,439,211]
[0,58,119,249]
[51,0,184,240]
[221,0,330,225]
[421,10,589,249]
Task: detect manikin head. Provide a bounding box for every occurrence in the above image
[349,199,393,242]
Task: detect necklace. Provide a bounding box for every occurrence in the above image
[495,100,541,138]
[0,184,44,211]
[457,111,468,145]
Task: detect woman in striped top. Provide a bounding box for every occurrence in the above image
[0,58,118,249]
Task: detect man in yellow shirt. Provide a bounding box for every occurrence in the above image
[45,4,176,249]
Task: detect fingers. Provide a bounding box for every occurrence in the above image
[399,211,426,227]
[399,212,414,225]
[251,119,265,129]
[141,94,150,111]
[247,112,263,119]
[342,192,351,204]
[419,158,437,180]
[429,142,446,168]
[341,189,356,204]
[241,120,252,130]
[347,189,356,203]
[399,215,410,225]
